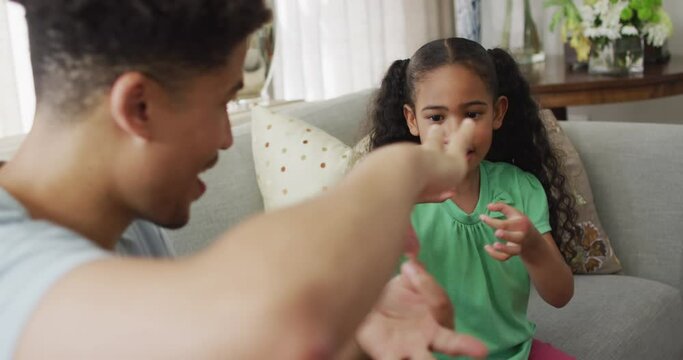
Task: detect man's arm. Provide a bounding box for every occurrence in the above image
[16,124,474,359]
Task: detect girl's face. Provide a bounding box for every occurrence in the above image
[404,64,508,174]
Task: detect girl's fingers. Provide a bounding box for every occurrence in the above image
[487,202,521,217]
[494,229,525,243]
[492,241,522,256]
[479,214,508,230]
[484,245,511,261]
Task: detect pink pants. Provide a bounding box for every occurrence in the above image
[528,339,575,360]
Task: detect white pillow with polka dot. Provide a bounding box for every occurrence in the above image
[251,106,354,211]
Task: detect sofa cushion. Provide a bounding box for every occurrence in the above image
[541,110,622,274]
[529,275,683,359]
[251,106,353,210]
[560,121,683,293]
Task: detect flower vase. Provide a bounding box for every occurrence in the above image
[588,36,644,75]
[644,41,671,64]
[501,0,544,64]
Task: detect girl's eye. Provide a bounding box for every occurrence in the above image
[428,115,444,122]
[465,112,480,119]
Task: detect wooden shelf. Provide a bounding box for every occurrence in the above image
[521,55,683,119]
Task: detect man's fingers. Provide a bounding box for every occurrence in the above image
[401,260,445,301]
[410,349,436,360]
[418,190,457,204]
[423,125,446,152]
[404,225,421,258]
[447,118,475,155]
[431,327,488,359]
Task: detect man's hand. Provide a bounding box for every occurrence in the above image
[417,120,475,203]
[356,260,487,359]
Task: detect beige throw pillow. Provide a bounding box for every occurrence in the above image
[251,106,354,210]
[541,109,622,274]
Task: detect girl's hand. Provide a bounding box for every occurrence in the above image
[479,202,542,261]
[417,120,475,203]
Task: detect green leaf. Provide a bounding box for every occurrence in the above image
[651,12,661,23]
[620,7,634,21]
[638,7,653,21]
[549,11,563,31]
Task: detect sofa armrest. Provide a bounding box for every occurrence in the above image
[561,121,683,294]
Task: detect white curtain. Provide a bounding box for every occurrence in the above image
[0,2,34,137]
[271,0,455,101]
[0,1,22,137]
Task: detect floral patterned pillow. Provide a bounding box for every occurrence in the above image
[540,110,622,274]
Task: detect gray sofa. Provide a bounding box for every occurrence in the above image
[165,90,683,359]
[1,90,681,359]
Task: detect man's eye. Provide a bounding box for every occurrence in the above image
[428,115,444,122]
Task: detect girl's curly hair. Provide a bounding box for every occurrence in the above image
[369,38,580,247]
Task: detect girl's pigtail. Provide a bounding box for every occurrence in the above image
[487,48,580,248]
[369,59,418,150]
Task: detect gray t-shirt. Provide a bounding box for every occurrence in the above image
[0,188,174,359]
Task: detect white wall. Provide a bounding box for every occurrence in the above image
[481,0,683,123]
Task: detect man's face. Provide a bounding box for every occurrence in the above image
[125,40,248,229]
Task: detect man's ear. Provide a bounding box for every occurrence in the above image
[109,72,154,140]
[404,104,419,136]
[493,96,508,130]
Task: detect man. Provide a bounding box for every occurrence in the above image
[0,1,485,358]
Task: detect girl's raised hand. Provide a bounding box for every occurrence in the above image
[417,119,475,203]
[479,202,542,262]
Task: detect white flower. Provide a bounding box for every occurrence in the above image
[581,0,634,41]
[580,5,596,26]
[593,0,610,17]
[621,25,639,36]
[642,10,673,47]
[643,23,668,47]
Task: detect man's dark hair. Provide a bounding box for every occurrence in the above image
[11,0,271,113]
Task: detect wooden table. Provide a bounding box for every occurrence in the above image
[521,55,683,120]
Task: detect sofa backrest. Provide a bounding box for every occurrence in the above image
[561,121,683,292]
[164,90,374,255]
[167,90,683,295]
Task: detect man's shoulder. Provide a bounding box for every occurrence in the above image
[0,186,106,258]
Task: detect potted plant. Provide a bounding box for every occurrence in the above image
[545,0,674,73]
[545,0,591,69]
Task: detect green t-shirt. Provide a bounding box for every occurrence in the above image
[411,161,551,360]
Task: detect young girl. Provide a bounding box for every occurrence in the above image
[369,37,580,359]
